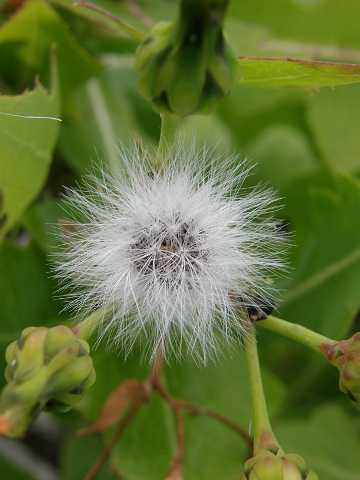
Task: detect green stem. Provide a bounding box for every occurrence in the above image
[155,114,181,168]
[258,316,337,357]
[244,324,282,455]
[71,308,106,341]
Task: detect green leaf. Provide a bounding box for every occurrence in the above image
[181,413,245,480]
[0,0,100,103]
[0,53,60,234]
[245,124,319,192]
[238,57,360,89]
[110,394,175,480]
[277,404,360,480]
[23,197,65,254]
[62,430,115,480]
[280,172,360,340]
[307,84,360,174]
[59,65,160,175]
[270,171,360,404]
[228,0,360,51]
[218,84,308,150]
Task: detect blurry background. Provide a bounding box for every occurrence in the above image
[1,0,360,478]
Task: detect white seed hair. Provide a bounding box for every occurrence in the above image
[54,139,287,363]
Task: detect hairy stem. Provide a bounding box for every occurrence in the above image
[155,114,181,168]
[72,308,107,341]
[244,324,281,455]
[257,315,337,357]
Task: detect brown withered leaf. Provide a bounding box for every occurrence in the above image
[78,379,146,436]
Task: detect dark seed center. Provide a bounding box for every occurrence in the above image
[130,218,208,284]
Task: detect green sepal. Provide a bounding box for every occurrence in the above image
[135,0,239,116]
[240,449,318,480]
[0,325,96,438]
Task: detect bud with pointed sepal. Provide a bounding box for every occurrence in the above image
[239,449,318,480]
[324,332,360,410]
[136,0,239,116]
[0,325,96,437]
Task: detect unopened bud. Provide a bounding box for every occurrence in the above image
[136,0,239,116]
[325,332,360,410]
[239,450,318,480]
[0,325,96,437]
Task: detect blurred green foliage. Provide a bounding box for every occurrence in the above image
[1,0,360,478]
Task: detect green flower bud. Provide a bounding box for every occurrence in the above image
[239,450,318,480]
[0,325,96,437]
[326,332,360,410]
[136,0,239,116]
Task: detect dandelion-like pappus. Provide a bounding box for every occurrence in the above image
[55,140,286,362]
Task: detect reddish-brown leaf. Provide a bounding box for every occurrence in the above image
[78,379,146,436]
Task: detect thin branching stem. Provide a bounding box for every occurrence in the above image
[85,395,147,480]
[258,315,337,356]
[165,407,185,479]
[178,401,253,449]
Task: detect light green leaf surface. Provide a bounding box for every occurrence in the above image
[238,57,360,89]
[62,430,115,480]
[59,64,159,175]
[268,171,360,402]
[229,0,360,50]
[0,55,60,234]
[218,84,308,149]
[245,124,319,191]
[110,394,175,480]
[280,172,360,339]
[23,198,65,254]
[0,0,100,100]
[307,83,360,174]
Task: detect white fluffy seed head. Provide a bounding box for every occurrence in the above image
[54,139,287,363]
